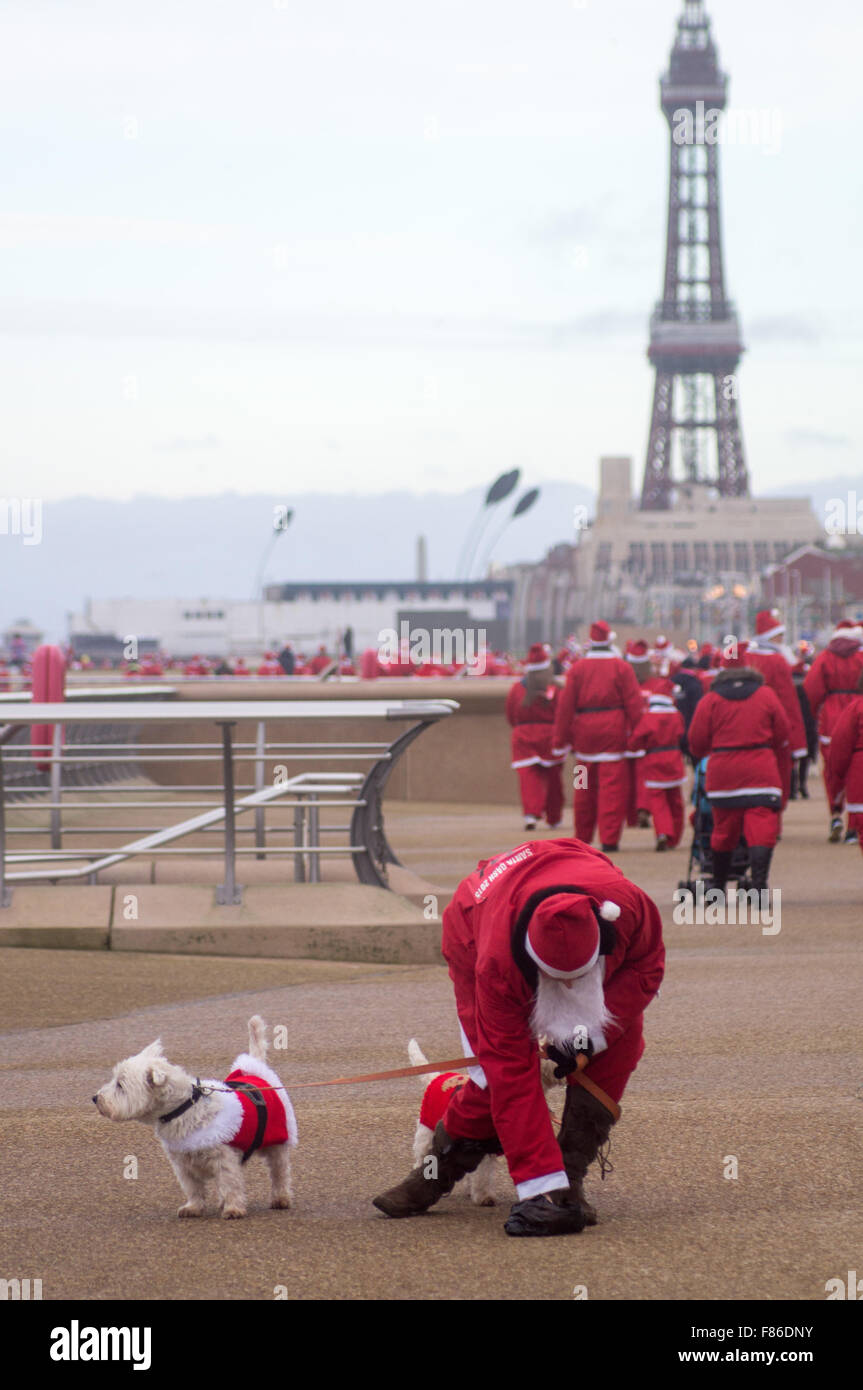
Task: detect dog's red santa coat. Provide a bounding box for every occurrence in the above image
[159,1052,298,1157]
[419,1072,468,1132]
[440,838,664,1200]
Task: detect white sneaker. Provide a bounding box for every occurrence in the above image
[524,817,537,830]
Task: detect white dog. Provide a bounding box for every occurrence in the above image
[407,1038,563,1207]
[94,1015,297,1220]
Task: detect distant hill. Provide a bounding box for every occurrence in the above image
[2,481,593,642]
[3,474,847,642]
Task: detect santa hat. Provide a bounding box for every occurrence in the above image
[525,893,621,980]
[720,639,750,669]
[588,620,616,646]
[523,643,551,671]
[626,639,650,664]
[831,619,863,644]
[755,608,785,640]
[653,634,670,652]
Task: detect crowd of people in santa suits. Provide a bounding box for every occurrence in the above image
[505,613,863,887]
[376,609,863,1240]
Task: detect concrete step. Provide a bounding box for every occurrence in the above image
[109,882,444,964]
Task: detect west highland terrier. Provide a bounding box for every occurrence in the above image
[94,1015,297,1219]
[407,1038,563,1206]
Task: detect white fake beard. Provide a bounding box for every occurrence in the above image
[530,961,613,1047]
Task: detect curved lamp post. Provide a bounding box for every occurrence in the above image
[458,469,520,580]
[474,486,541,577]
[252,508,294,646]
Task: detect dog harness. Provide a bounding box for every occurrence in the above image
[158,1052,298,1158]
[224,1069,289,1162]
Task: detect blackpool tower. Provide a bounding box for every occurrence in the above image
[640,0,749,511]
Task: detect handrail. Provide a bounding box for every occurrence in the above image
[0,699,457,903]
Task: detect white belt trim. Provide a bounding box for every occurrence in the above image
[458,1021,487,1091]
[511,755,564,769]
[793,747,808,757]
[846,802,863,812]
[574,751,625,762]
[820,735,832,744]
[516,1171,570,1200]
[645,776,687,788]
[709,785,782,798]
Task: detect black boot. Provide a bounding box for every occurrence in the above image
[748,845,773,893]
[551,1083,615,1226]
[710,850,733,895]
[504,1194,586,1237]
[372,1122,501,1218]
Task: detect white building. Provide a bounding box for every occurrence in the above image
[68,581,514,660]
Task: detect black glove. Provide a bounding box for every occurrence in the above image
[504,1195,587,1237]
[545,1033,594,1079]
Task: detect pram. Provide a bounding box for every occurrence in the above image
[678,757,751,893]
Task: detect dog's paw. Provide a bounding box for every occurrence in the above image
[221,1204,246,1220]
[270,1194,292,1210]
[177,1202,204,1219]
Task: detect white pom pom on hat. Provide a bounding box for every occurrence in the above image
[600,901,621,921]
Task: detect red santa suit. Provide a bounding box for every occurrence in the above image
[827,695,863,851]
[506,646,565,827]
[622,641,651,824]
[552,623,645,847]
[440,838,664,1198]
[308,647,332,675]
[257,652,282,677]
[803,627,863,813]
[687,664,791,851]
[746,611,808,803]
[627,693,687,847]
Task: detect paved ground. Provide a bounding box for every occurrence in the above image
[2,784,861,1301]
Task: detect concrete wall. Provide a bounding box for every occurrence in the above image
[141,678,519,805]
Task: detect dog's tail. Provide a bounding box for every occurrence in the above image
[408,1037,439,1085]
[248,1015,268,1063]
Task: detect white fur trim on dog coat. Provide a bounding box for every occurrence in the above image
[159,1051,297,1154]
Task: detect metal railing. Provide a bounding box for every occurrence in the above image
[0,699,458,905]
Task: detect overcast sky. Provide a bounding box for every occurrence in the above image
[3,0,861,504]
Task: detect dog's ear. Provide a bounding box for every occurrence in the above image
[141,1038,163,1057]
[146,1064,167,1089]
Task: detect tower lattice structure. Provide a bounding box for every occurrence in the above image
[640,0,749,511]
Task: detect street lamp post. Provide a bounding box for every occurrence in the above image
[252,508,293,650]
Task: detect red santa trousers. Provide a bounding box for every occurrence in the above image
[573,758,629,846]
[517,763,564,824]
[711,804,779,851]
[647,785,684,846]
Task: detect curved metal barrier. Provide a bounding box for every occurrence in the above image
[0,698,458,906]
